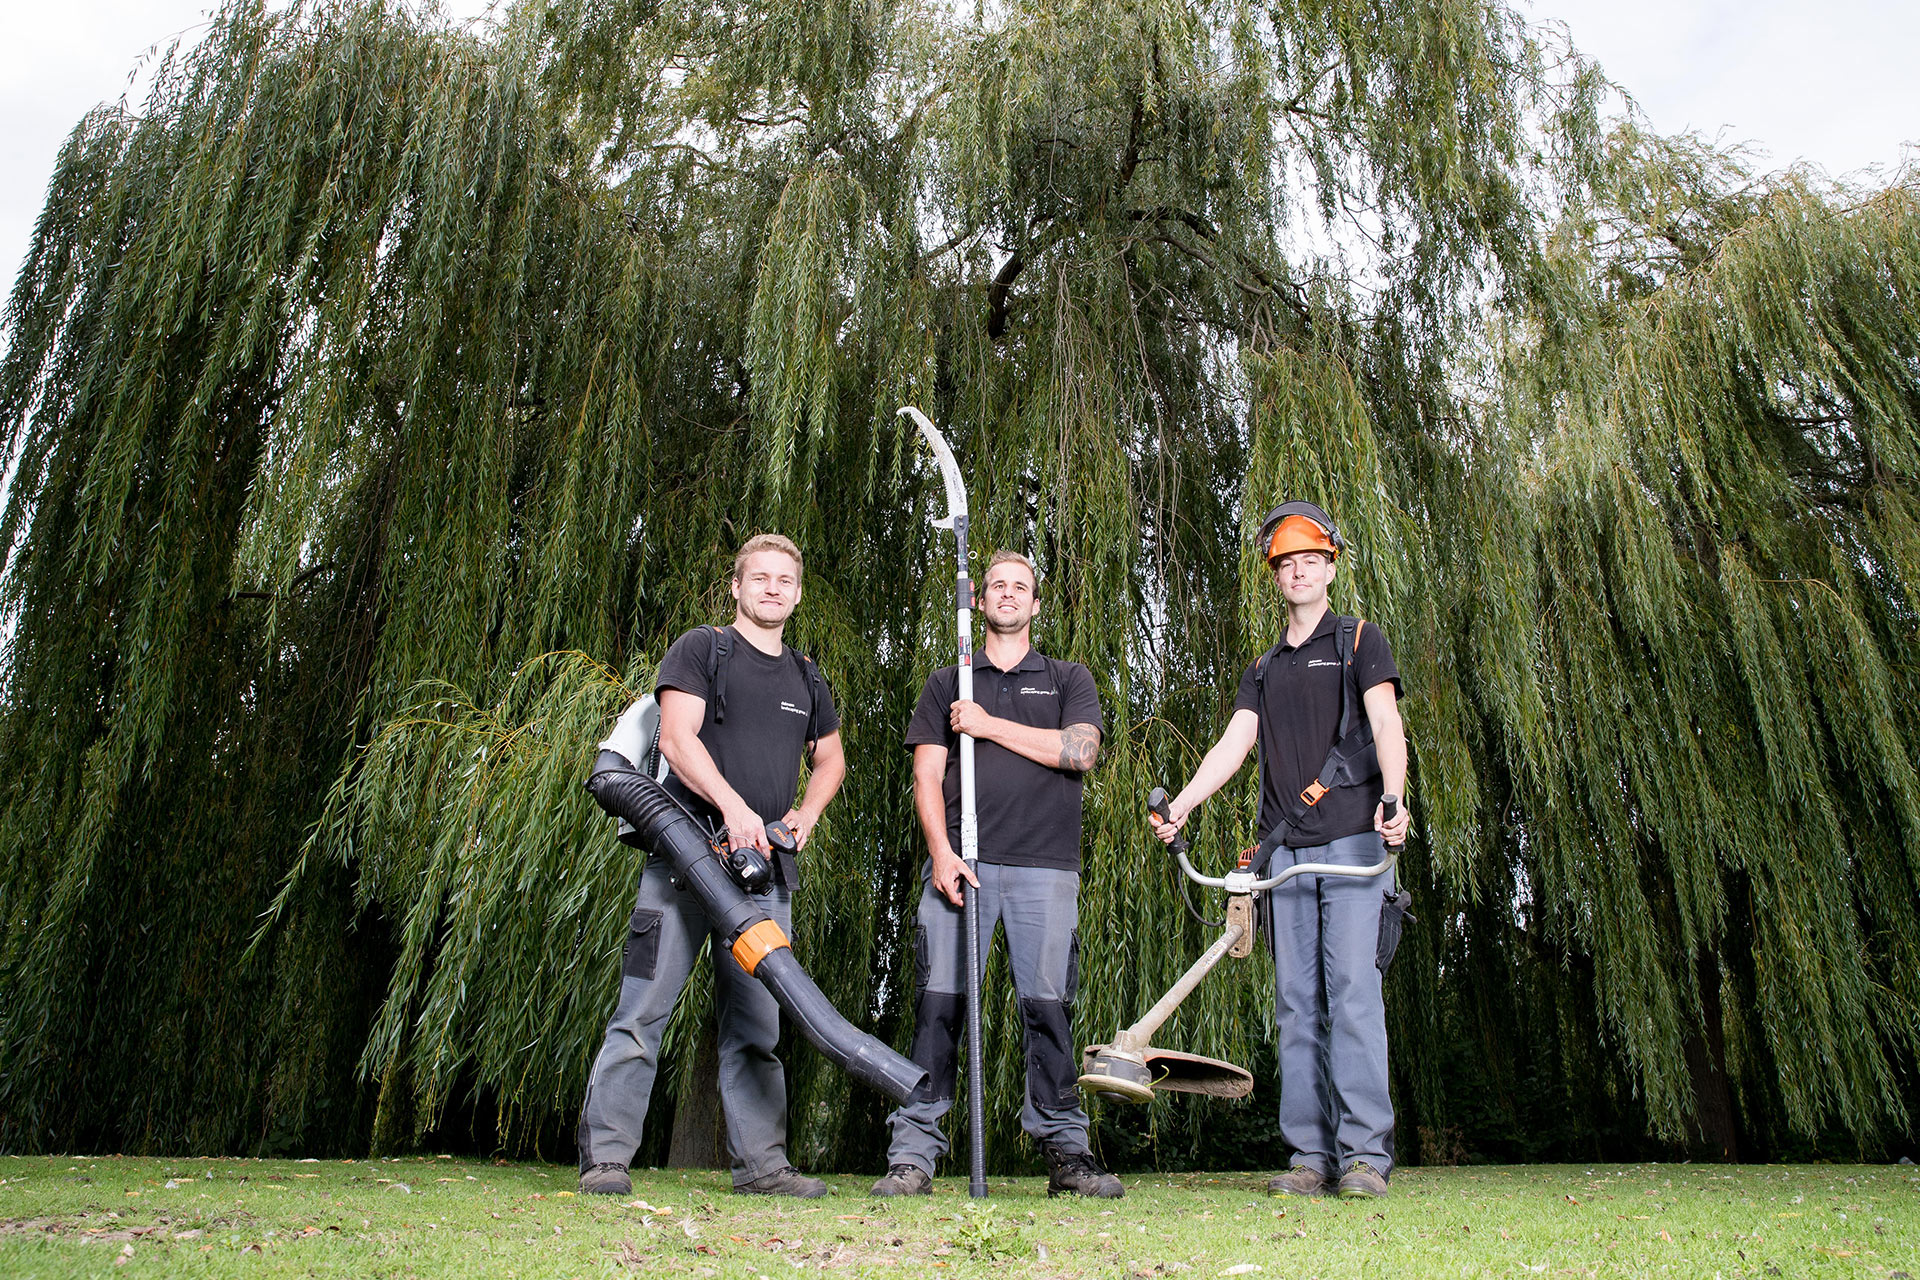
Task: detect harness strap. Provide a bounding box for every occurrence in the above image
[1255,615,1379,841]
[708,624,824,753]
[708,625,733,724]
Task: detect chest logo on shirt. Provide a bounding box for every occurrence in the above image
[1307,659,1341,669]
[779,701,809,716]
[1017,685,1056,696]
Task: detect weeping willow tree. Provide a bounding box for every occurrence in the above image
[0,0,1914,1168]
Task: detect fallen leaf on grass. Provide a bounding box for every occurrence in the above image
[625,1200,674,1216]
[1220,1267,1264,1276]
[1564,1195,1580,1204]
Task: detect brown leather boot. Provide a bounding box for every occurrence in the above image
[1267,1165,1331,1196]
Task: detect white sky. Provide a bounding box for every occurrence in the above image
[2,1,1916,307]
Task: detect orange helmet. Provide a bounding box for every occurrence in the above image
[1256,500,1343,565]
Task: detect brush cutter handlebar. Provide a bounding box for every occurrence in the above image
[1145,786,1189,855]
[1151,784,1397,892]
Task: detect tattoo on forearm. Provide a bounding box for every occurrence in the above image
[1059,723,1100,773]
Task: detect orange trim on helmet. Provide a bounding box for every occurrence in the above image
[1265,514,1340,565]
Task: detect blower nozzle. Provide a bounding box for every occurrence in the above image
[587,759,926,1105]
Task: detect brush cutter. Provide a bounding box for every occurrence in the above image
[1077,787,1401,1105]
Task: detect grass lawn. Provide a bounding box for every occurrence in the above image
[0,1155,1912,1278]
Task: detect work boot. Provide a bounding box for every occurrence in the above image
[735,1166,830,1199]
[1337,1162,1388,1199]
[580,1162,632,1196]
[1267,1165,1331,1197]
[1042,1143,1124,1198]
[869,1163,933,1197]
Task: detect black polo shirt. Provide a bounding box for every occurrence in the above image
[656,625,841,886]
[1233,612,1401,848]
[904,647,1102,871]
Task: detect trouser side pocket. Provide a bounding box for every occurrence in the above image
[622,908,664,980]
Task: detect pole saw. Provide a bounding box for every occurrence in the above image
[899,405,989,1200]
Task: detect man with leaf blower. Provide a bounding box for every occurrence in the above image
[577,534,847,1199]
[871,550,1123,1199]
[1150,502,1410,1200]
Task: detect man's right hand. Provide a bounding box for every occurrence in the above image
[722,800,769,854]
[929,848,980,907]
[1149,794,1193,844]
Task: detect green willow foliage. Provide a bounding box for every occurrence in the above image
[0,0,1914,1167]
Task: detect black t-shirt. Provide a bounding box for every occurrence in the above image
[1233,613,1401,848]
[904,648,1102,871]
[655,625,841,886]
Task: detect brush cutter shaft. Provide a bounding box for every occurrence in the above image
[1118,920,1248,1049]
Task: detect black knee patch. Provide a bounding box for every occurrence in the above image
[622,908,663,980]
[1020,998,1079,1110]
[908,990,964,1103]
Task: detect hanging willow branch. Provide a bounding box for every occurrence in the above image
[0,0,1914,1167]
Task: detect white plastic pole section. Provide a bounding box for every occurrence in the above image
[899,405,988,1199]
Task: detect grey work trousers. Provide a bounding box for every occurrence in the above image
[1265,830,1396,1180]
[577,854,793,1186]
[885,861,1089,1175]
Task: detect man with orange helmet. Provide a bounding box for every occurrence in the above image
[1149,501,1410,1199]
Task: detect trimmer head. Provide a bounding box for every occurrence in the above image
[1078,1045,1255,1104]
[1077,1045,1156,1104]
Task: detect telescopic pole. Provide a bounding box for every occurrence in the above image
[899,405,988,1200]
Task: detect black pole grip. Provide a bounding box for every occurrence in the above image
[1147,786,1189,855]
[964,883,987,1198]
[1381,792,1403,852]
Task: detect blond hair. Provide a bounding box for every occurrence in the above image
[733,533,804,582]
[985,549,1038,592]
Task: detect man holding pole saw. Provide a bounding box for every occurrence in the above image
[1150,501,1410,1200]
[879,409,1121,1199]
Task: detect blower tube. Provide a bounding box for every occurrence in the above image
[586,753,928,1105]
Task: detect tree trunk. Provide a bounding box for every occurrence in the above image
[1683,951,1740,1162]
[666,1023,728,1169]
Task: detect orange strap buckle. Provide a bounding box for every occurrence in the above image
[730,919,790,976]
[1299,780,1329,807]
[1237,845,1256,870]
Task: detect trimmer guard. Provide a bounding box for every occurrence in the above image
[1079,1044,1254,1102]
